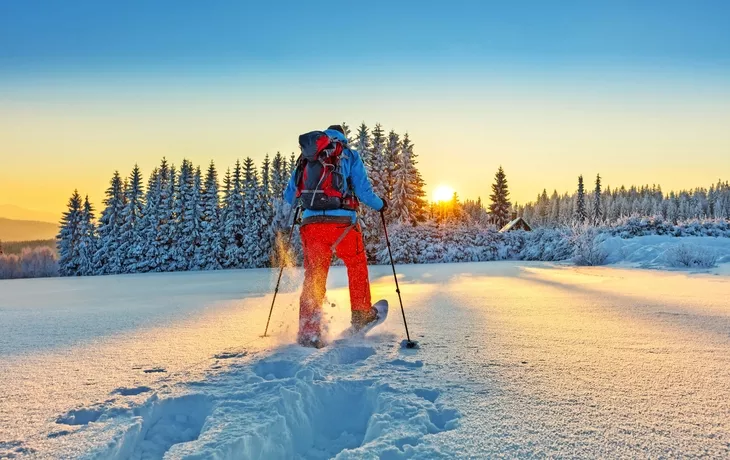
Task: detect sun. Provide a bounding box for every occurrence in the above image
[432,185,455,203]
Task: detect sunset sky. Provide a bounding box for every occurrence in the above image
[1,1,729,219]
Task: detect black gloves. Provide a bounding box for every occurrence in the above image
[379,198,388,213]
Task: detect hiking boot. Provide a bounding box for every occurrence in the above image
[297,316,324,348]
[351,307,378,332]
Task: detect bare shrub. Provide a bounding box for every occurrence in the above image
[664,243,718,268]
[0,247,59,279]
[571,225,609,266]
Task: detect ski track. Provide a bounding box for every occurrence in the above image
[50,337,460,459]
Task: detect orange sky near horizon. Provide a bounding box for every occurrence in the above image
[2,71,730,220]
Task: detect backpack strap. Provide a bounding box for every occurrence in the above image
[330,219,358,252]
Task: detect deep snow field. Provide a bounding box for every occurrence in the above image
[2,253,730,458]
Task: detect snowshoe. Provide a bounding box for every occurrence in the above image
[297,336,326,349]
[345,300,388,337]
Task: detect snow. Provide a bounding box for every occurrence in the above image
[601,235,730,269]
[2,261,730,458]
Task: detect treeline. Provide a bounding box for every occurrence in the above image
[56,123,428,277]
[517,175,730,228]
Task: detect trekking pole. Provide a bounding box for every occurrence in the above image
[380,212,417,348]
[263,205,301,337]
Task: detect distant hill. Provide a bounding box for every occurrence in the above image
[0,218,58,242]
[0,204,59,223]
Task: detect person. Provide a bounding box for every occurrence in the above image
[284,125,386,347]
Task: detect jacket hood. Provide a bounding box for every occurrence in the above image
[324,129,348,145]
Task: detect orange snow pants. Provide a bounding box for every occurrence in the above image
[299,222,372,326]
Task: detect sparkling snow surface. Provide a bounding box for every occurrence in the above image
[2,261,730,458]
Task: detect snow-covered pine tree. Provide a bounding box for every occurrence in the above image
[539,189,550,227]
[288,153,297,179]
[270,152,288,198]
[384,130,400,204]
[488,166,511,229]
[550,190,560,226]
[200,161,222,270]
[119,165,145,273]
[593,174,602,224]
[242,157,272,268]
[402,134,428,223]
[575,175,587,224]
[77,195,97,276]
[560,192,573,225]
[341,122,352,144]
[448,191,465,223]
[188,166,205,270]
[172,160,202,271]
[269,153,295,267]
[361,124,387,256]
[261,154,271,198]
[94,171,125,274]
[57,190,83,276]
[354,123,371,164]
[160,164,178,271]
[222,160,246,268]
[368,124,387,196]
[141,163,165,272]
[392,145,411,224]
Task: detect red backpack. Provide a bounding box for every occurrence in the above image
[295,131,359,211]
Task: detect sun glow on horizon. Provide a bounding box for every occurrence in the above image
[432,185,455,203]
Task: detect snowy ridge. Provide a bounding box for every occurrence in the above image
[62,337,460,459]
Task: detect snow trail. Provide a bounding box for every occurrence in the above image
[2,261,730,458]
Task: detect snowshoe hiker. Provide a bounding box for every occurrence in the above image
[284,125,387,348]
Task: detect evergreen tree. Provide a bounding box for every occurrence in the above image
[575,175,587,223]
[77,195,97,276]
[200,161,222,270]
[189,166,205,270]
[361,124,387,256]
[549,190,560,226]
[261,154,271,198]
[404,133,428,222]
[341,122,352,143]
[288,153,297,178]
[119,165,145,273]
[57,190,83,276]
[355,123,371,164]
[173,160,202,271]
[243,159,272,268]
[94,171,125,274]
[368,124,387,196]
[141,162,167,272]
[594,174,602,224]
[160,164,178,271]
[222,160,246,268]
[538,189,549,225]
[271,152,288,198]
[488,166,511,229]
[384,130,400,202]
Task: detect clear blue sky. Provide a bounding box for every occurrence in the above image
[2,0,729,74]
[1,0,730,216]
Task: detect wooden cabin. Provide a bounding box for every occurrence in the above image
[499,216,532,233]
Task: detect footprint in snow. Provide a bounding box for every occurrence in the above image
[112,386,152,396]
[143,367,166,374]
[322,345,376,365]
[214,351,248,360]
[252,359,301,380]
[47,430,72,439]
[56,408,103,426]
[414,388,440,403]
[387,359,424,368]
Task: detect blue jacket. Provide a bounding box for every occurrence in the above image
[284,129,384,223]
